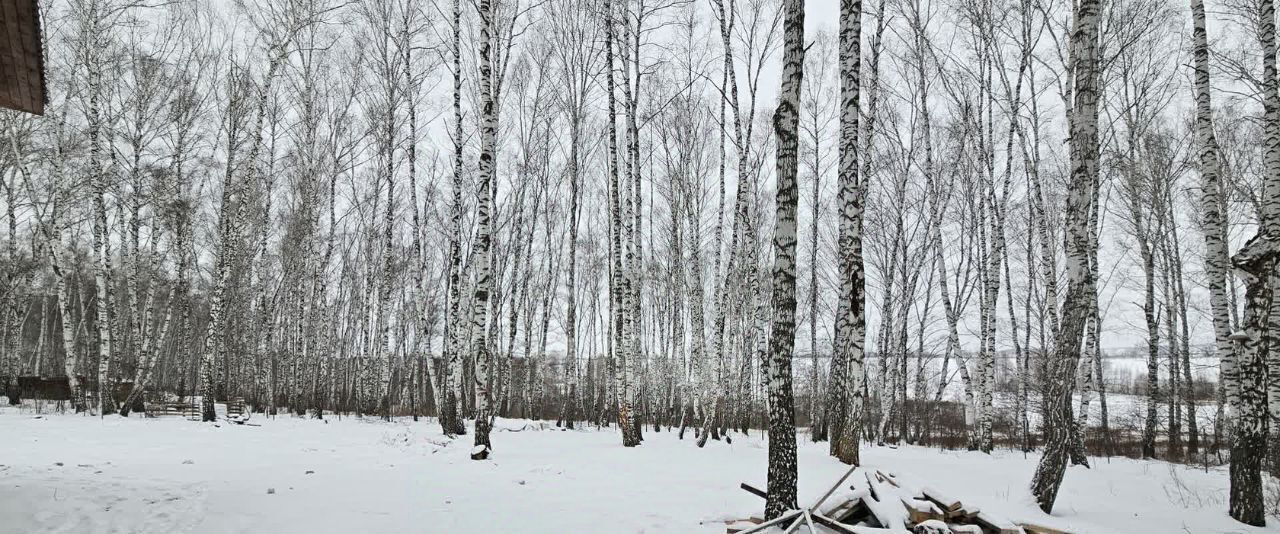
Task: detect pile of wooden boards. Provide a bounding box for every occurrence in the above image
[727,468,1068,534]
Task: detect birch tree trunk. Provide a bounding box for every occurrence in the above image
[830,0,864,467]
[564,163,580,427]
[683,128,709,442]
[401,5,441,424]
[1029,0,1099,512]
[804,44,827,440]
[200,44,289,422]
[604,0,640,448]
[1170,231,1198,456]
[120,206,185,417]
[374,1,400,419]
[1231,237,1270,526]
[1192,0,1232,467]
[763,0,804,518]
[439,0,467,436]
[1264,13,1280,480]
[83,13,115,416]
[1223,0,1280,523]
[51,242,87,412]
[470,0,498,459]
[1130,168,1160,460]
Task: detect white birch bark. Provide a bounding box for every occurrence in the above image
[763,0,804,517]
[1225,0,1280,523]
[1030,0,1100,512]
[470,0,498,458]
[830,0,864,466]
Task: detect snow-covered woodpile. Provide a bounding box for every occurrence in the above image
[727,468,1064,534]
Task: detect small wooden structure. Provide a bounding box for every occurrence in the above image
[226,396,248,421]
[14,376,72,400]
[227,397,246,417]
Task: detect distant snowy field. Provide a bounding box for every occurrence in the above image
[0,405,1273,533]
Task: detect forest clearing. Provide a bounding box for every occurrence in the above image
[6,0,1280,529]
[0,404,1262,534]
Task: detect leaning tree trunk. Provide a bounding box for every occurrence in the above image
[199,47,288,422]
[119,237,174,417]
[1170,237,1199,456]
[406,40,444,424]
[1029,0,1099,513]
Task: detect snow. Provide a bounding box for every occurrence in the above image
[0,405,1274,533]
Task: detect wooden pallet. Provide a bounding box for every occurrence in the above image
[226,397,247,418]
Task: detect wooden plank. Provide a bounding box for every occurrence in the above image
[875,470,901,487]
[810,465,860,510]
[920,487,963,512]
[1017,522,1070,534]
[902,497,944,524]
[780,510,811,534]
[725,517,764,534]
[970,511,1019,534]
[830,498,870,523]
[735,511,804,534]
[740,482,768,500]
[810,513,862,534]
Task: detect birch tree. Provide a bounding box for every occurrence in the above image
[763,0,804,518]
[829,0,864,467]
[197,1,301,422]
[549,0,598,430]
[1191,0,1241,516]
[1221,0,1280,523]
[440,0,467,436]
[470,0,499,459]
[1029,0,1100,512]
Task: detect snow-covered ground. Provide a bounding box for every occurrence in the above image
[0,405,1273,533]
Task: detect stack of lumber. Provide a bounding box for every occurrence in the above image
[728,468,1062,534]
